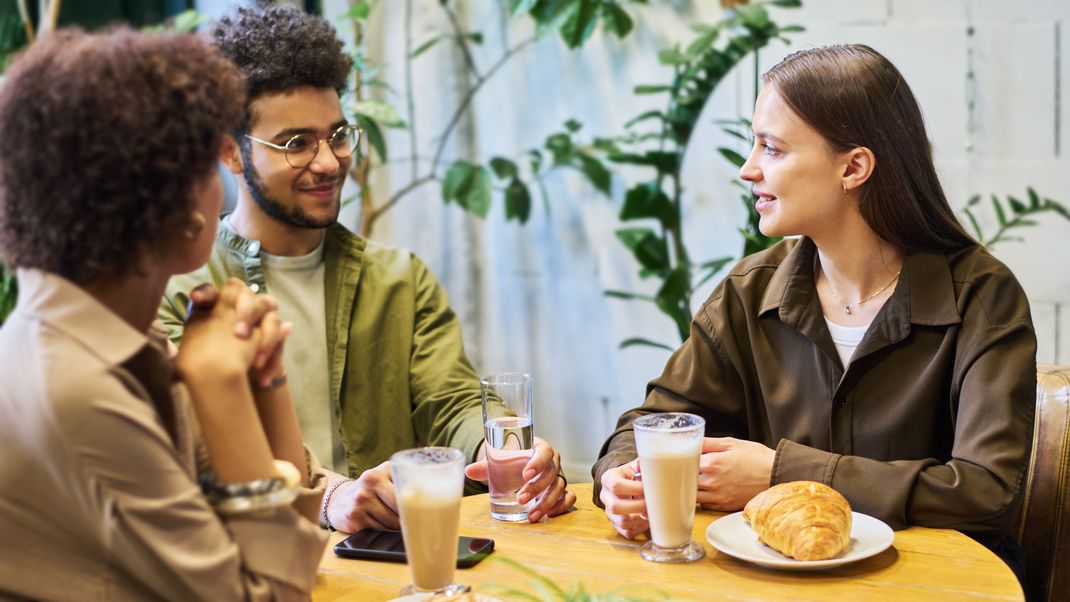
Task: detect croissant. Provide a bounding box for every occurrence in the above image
[742,481,852,561]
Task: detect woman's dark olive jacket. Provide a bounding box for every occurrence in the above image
[593,237,1037,546]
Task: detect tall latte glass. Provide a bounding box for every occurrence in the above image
[481,373,535,521]
[391,447,467,596]
[633,413,706,563]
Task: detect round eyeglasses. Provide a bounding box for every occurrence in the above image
[244,124,361,169]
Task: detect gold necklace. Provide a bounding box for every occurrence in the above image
[818,263,902,315]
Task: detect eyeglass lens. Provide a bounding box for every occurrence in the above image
[284,125,359,168]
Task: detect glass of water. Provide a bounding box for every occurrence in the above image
[480,372,535,521]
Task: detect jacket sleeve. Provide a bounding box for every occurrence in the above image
[70,379,328,601]
[591,303,750,506]
[406,255,487,494]
[774,278,1037,544]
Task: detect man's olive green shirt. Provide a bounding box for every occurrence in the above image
[593,237,1037,546]
[160,221,486,493]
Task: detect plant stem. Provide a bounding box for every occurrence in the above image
[362,174,438,234]
[16,0,33,42]
[442,1,481,80]
[430,36,536,170]
[405,0,419,182]
[349,2,376,235]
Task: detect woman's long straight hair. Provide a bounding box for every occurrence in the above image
[763,44,977,254]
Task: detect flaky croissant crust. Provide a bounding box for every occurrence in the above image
[742,481,852,561]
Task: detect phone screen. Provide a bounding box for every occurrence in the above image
[334,528,494,567]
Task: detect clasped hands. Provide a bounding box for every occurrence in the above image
[599,437,776,539]
[325,437,577,533]
[174,278,290,392]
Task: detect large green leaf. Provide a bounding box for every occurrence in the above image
[615,228,669,272]
[545,132,574,164]
[619,182,675,227]
[504,178,532,223]
[339,1,371,20]
[600,3,633,38]
[410,34,446,58]
[607,150,679,174]
[508,0,540,14]
[489,156,519,179]
[442,161,492,218]
[532,0,581,34]
[354,115,388,161]
[992,194,1008,225]
[633,84,674,95]
[686,30,718,58]
[527,149,544,174]
[353,99,406,128]
[577,153,611,195]
[0,263,15,326]
[657,47,687,65]
[559,0,600,48]
[604,289,657,302]
[624,110,665,129]
[619,337,675,351]
[718,147,747,168]
[655,267,692,341]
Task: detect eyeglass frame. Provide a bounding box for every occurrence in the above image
[243,123,362,169]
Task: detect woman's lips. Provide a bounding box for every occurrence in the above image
[753,190,776,213]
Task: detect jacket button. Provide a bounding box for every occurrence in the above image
[837,398,847,407]
[249,283,260,293]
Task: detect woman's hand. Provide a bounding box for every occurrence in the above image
[696,437,775,511]
[464,437,576,523]
[598,459,648,539]
[175,279,279,381]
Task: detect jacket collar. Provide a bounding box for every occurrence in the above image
[215,213,367,260]
[758,237,961,331]
[14,268,150,368]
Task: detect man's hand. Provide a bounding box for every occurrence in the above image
[325,462,400,532]
[696,437,775,511]
[598,459,648,539]
[464,437,576,523]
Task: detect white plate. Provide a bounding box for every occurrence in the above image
[705,511,894,570]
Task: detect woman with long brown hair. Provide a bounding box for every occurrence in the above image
[595,44,1035,574]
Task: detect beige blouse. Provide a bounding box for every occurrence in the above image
[0,269,328,601]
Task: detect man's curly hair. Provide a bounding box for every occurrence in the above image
[214,5,352,130]
[0,28,245,283]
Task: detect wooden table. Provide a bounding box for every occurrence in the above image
[314,483,1024,601]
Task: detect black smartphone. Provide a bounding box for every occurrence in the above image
[334,528,494,568]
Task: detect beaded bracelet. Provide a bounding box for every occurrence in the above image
[321,477,355,531]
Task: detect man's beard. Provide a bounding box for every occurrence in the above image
[240,142,340,229]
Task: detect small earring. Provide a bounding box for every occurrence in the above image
[184,213,206,240]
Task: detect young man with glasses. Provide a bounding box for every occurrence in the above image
[159,5,575,533]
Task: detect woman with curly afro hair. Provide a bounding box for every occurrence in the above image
[0,28,328,600]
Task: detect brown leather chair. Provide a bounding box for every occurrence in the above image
[1012,364,1070,602]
